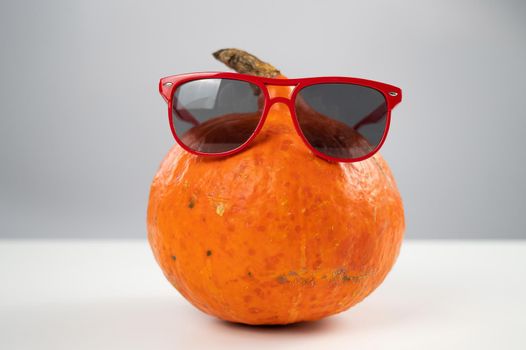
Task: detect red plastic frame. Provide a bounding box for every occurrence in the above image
[159,72,402,163]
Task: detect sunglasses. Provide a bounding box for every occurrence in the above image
[159,72,402,163]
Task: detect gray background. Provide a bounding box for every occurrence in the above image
[1,0,525,239]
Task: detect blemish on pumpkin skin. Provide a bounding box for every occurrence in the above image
[171,255,177,261]
[313,259,322,269]
[276,275,289,284]
[216,202,225,216]
[301,278,316,287]
[206,250,212,257]
[333,268,347,277]
[247,271,253,278]
[330,268,369,283]
[188,197,196,208]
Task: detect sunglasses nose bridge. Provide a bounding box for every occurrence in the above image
[268,96,292,105]
[265,84,294,100]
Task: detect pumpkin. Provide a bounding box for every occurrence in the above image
[147,49,405,325]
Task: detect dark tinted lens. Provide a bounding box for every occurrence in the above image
[295,83,388,159]
[172,78,263,153]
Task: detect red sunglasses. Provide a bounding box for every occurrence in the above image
[159,72,402,163]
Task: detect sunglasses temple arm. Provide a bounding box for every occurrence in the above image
[171,95,201,127]
[352,104,388,130]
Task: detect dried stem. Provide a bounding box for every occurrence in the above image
[213,48,281,78]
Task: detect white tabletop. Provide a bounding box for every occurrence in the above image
[1,239,525,350]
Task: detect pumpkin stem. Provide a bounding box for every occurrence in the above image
[213,48,281,78]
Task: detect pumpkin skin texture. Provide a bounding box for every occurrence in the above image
[147,84,405,325]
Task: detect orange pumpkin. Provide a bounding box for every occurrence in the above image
[147,50,404,325]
